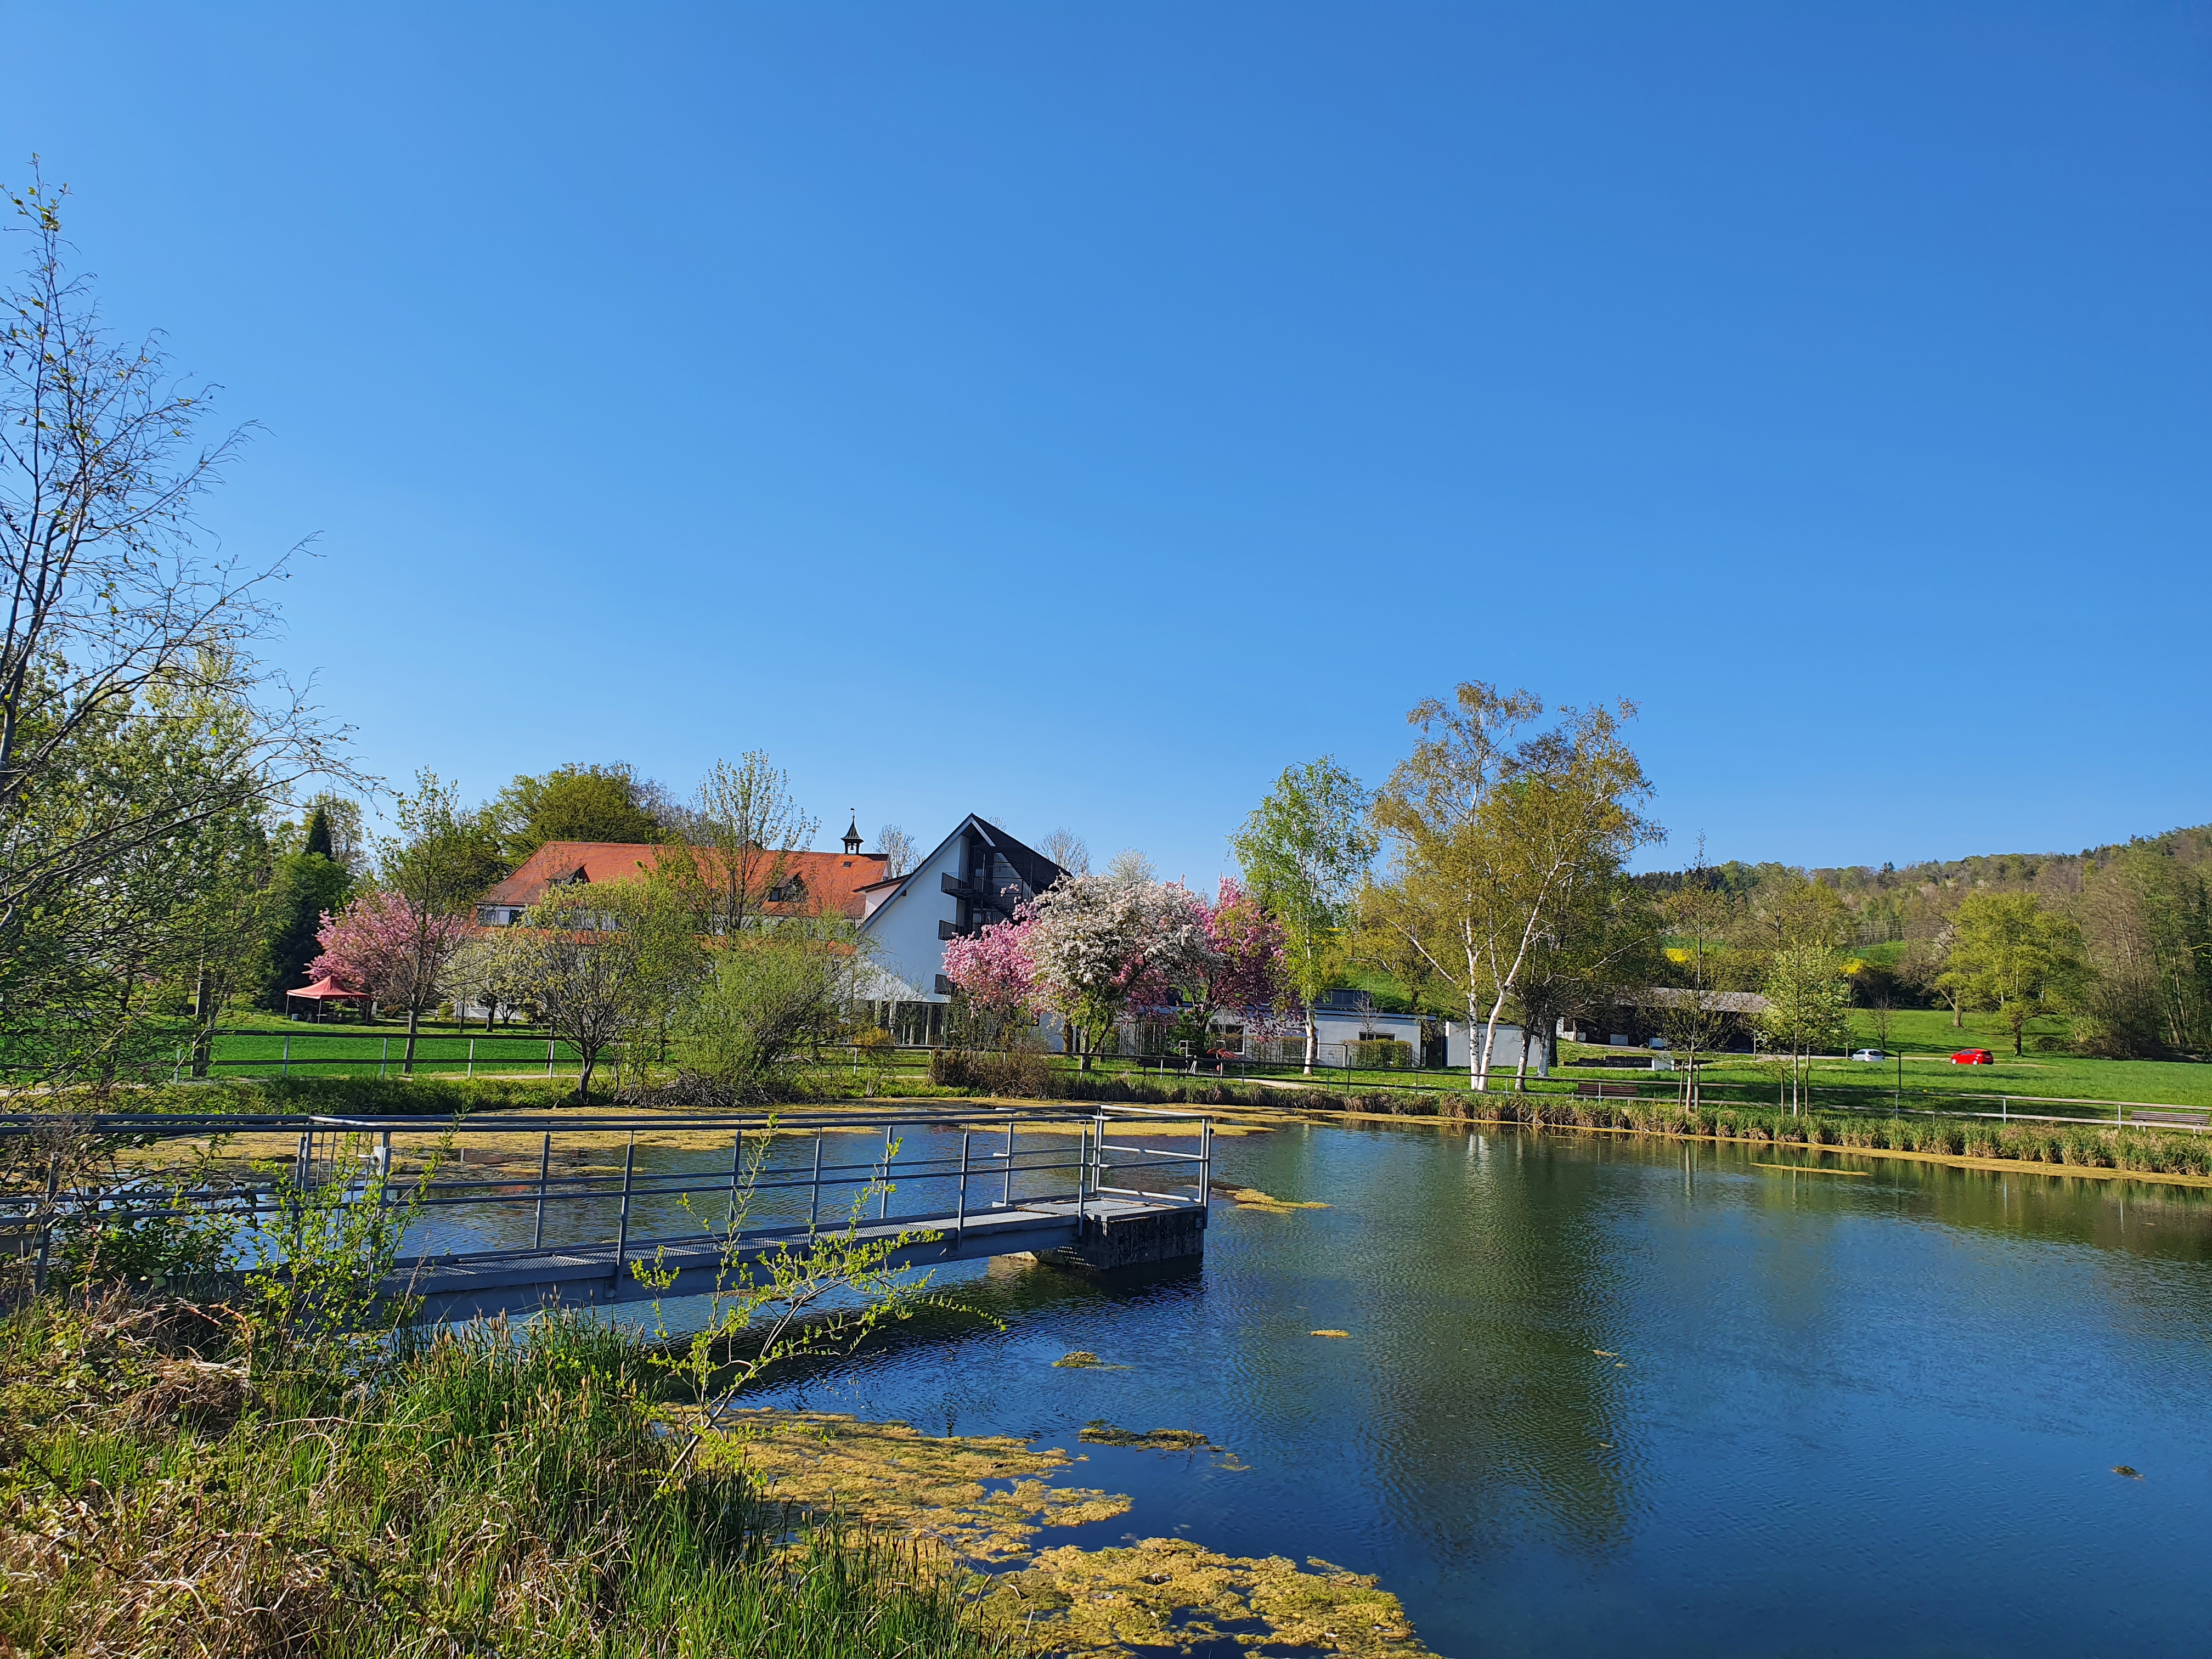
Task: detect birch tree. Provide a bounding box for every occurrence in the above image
[1367,684,1659,1090]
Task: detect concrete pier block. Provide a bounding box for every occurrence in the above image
[1046,1203,1207,1271]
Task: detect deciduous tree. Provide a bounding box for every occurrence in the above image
[1650,862,1741,1105]
[876,823,918,879]
[668,928,861,1103]
[0,169,353,1081]
[941,915,1042,1046]
[492,762,664,864]
[1023,874,1213,1070]
[1938,892,2083,1056]
[1758,944,1850,1112]
[674,753,819,936]
[505,882,693,1099]
[1231,759,1376,1073]
[1367,685,1660,1090]
[365,772,504,1070]
[1041,828,1090,877]
[1182,878,1291,1045]
[310,889,472,1033]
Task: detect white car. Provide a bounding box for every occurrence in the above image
[1850,1048,1886,1063]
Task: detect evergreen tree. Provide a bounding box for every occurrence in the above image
[260,849,354,1009]
[304,806,334,860]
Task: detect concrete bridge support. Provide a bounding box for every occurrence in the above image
[1043,1204,1207,1271]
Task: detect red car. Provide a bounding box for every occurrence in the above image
[1951,1048,1994,1066]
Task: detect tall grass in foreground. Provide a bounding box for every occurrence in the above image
[0,1301,1014,1657]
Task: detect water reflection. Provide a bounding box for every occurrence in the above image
[733,1119,2212,1659]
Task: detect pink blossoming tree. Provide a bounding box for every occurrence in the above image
[309,889,475,1047]
[940,915,1042,1047]
[1181,877,1293,1041]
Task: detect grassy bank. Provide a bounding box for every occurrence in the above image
[13,1075,600,1115]
[885,1070,2212,1182]
[1320,1092,2212,1182]
[0,1300,1012,1657]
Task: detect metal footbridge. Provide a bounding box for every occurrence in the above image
[2,1106,1215,1322]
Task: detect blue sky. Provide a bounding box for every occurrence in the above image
[6,3,2207,882]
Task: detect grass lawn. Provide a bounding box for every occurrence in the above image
[1552,1005,2212,1113]
[190,1022,584,1080]
[159,1002,2211,1113]
[1069,1012,2212,1115]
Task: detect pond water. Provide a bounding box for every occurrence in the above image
[716,1118,2212,1658]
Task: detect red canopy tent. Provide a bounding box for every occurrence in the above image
[285,978,371,1022]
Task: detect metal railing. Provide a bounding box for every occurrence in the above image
[0,1106,1214,1294]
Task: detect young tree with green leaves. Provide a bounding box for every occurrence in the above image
[1231,759,1376,1073]
[1758,943,1851,1113]
[439,929,534,1031]
[1938,892,2084,1056]
[506,877,702,1100]
[671,753,819,938]
[1651,859,1741,1107]
[669,926,861,1103]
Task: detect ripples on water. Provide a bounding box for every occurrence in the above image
[492,1121,2212,1656]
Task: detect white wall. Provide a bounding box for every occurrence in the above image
[857,833,967,1001]
[1092,1007,1527,1073]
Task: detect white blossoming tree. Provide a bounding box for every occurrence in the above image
[1023,875,1215,1069]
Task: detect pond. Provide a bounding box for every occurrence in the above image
[726,1118,2212,1657]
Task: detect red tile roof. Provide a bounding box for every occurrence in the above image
[480,842,893,920]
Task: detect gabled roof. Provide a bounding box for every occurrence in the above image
[481,840,892,919]
[855,814,1068,930]
[973,816,1065,898]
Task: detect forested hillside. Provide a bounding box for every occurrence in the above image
[1636,824,2212,1059]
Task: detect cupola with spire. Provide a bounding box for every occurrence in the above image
[843,814,864,856]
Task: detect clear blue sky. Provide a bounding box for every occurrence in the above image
[7,3,2207,881]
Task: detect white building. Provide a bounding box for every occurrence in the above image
[1221,989,1523,1075]
[855,815,1068,1043]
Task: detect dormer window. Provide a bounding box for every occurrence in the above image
[767,873,807,905]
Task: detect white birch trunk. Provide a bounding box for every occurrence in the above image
[1480,990,1512,1094]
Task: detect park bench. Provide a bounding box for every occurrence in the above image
[1574,1081,1640,1099]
